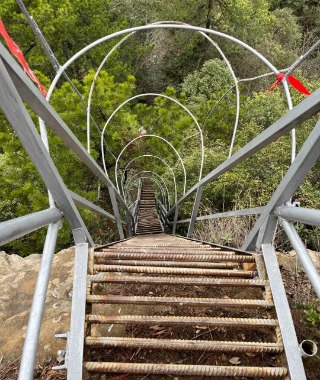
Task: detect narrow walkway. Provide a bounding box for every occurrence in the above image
[85,232,288,378]
[136,182,163,235]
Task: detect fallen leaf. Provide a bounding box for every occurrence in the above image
[229,357,241,365]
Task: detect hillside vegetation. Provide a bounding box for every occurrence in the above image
[0,0,319,255]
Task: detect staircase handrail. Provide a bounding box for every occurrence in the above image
[166,89,320,236]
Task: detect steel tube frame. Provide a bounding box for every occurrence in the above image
[48,24,288,109]
[67,242,88,380]
[243,115,320,251]
[45,23,291,203]
[279,218,320,298]
[18,222,60,380]
[87,21,242,171]
[172,204,180,235]
[170,206,265,224]
[166,89,320,217]
[0,207,62,246]
[86,32,134,153]
[187,185,203,237]
[102,93,204,182]
[0,44,130,228]
[28,23,295,247]
[0,56,93,246]
[115,134,187,195]
[120,154,177,203]
[69,190,116,221]
[261,244,306,379]
[275,205,320,227]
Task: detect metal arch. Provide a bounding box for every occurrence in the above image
[120,154,177,204]
[86,32,135,154]
[124,170,171,209]
[100,93,204,181]
[157,21,240,158]
[199,35,240,158]
[41,23,294,203]
[45,23,293,156]
[85,22,240,176]
[47,24,290,99]
[124,171,171,210]
[114,134,187,195]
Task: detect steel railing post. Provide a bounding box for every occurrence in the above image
[66,241,88,380]
[172,204,179,235]
[279,218,320,297]
[187,185,203,238]
[18,222,60,380]
[261,244,306,379]
[126,210,133,237]
[108,187,124,240]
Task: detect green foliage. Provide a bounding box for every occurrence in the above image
[304,301,320,329]
[181,59,234,110]
[0,0,319,257]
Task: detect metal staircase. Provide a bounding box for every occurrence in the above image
[84,192,288,378]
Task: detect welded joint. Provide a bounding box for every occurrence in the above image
[53,332,70,370]
[275,202,300,216]
[72,228,87,245]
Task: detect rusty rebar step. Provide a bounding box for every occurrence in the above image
[85,183,289,378]
[105,244,213,249]
[99,260,239,268]
[95,251,255,262]
[86,294,273,307]
[88,274,268,287]
[93,264,257,277]
[86,314,279,327]
[85,336,283,352]
[84,362,288,377]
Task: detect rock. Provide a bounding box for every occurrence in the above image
[0,247,75,365]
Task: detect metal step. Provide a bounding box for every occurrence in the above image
[85,336,283,352]
[86,294,273,307]
[92,264,257,277]
[95,251,255,262]
[86,314,278,327]
[88,274,268,287]
[84,362,288,377]
[93,260,239,269]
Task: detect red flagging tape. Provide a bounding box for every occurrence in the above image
[0,19,47,96]
[265,72,310,96]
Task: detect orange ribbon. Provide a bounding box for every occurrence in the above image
[266,72,310,96]
[0,19,47,96]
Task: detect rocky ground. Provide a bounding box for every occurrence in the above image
[0,247,75,374]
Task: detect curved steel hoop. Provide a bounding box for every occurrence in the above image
[101,93,204,182]
[115,134,187,195]
[120,154,178,203]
